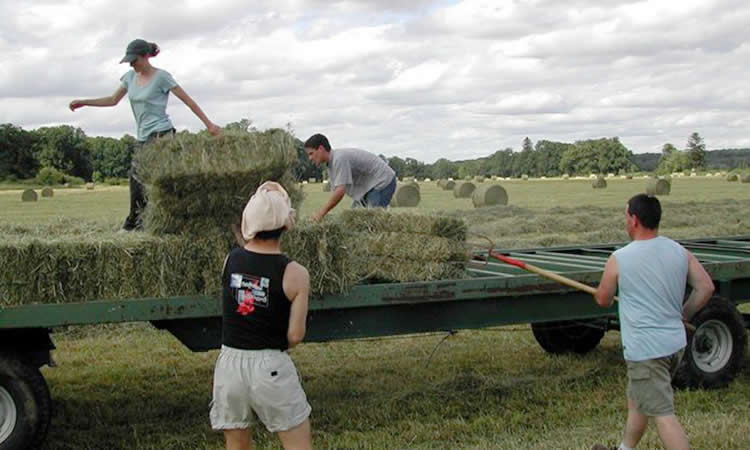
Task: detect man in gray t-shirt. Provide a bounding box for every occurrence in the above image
[304,133,397,221]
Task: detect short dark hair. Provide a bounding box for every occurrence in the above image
[627,194,661,229]
[304,133,331,152]
[255,227,285,241]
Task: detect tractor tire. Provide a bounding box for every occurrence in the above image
[0,354,52,450]
[531,320,606,355]
[674,296,747,389]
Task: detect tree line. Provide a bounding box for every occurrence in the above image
[1,121,742,185]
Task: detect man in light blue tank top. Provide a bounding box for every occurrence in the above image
[592,194,714,450]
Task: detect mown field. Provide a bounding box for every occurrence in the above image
[3,176,750,449]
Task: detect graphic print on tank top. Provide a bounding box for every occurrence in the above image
[229,273,271,316]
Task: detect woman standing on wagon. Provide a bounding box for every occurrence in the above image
[69,38,221,231]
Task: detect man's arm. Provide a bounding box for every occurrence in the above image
[313,185,346,221]
[283,262,310,348]
[594,255,618,308]
[682,251,714,321]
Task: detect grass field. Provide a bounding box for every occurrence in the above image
[3,177,750,449]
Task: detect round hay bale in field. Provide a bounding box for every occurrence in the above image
[453,181,476,198]
[741,174,750,183]
[521,174,529,180]
[592,177,607,189]
[63,182,71,188]
[308,177,316,183]
[472,184,508,208]
[41,187,54,198]
[474,176,485,183]
[21,189,38,202]
[625,175,633,180]
[562,174,570,180]
[439,179,455,190]
[322,181,331,192]
[727,174,739,182]
[391,183,421,207]
[646,179,671,195]
[85,182,94,190]
[406,180,420,191]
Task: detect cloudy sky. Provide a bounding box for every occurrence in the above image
[2,0,748,162]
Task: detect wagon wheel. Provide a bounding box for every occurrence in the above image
[531,320,606,355]
[0,354,52,450]
[674,296,747,389]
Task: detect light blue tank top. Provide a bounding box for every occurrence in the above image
[613,236,688,361]
[120,69,178,142]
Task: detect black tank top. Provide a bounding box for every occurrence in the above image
[221,247,292,350]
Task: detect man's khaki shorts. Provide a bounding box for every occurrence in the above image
[626,349,684,417]
[210,346,311,433]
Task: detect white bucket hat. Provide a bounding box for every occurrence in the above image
[241,181,296,240]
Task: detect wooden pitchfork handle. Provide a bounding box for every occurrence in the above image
[488,251,696,333]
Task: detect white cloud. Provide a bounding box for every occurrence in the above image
[1,0,749,162]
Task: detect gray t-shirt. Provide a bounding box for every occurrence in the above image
[327,148,396,201]
[120,68,178,141]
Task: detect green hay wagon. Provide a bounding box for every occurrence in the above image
[2,236,750,449]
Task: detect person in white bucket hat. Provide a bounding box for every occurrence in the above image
[210,181,313,450]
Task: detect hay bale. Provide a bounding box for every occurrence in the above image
[391,183,421,207]
[322,181,331,192]
[727,173,739,182]
[472,184,508,208]
[474,176,485,183]
[134,129,302,235]
[308,177,316,183]
[646,179,671,195]
[562,174,570,180]
[0,226,229,307]
[453,182,476,198]
[21,189,37,202]
[625,175,633,180]
[522,174,529,180]
[741,174,750,183]
[592,177,607,189]
[339,209,467,241]
[41,187,54,198]
[85,182,94,190]
[438,179,455,190]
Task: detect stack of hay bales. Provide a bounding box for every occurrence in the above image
[727,174,739,182]
[646,178,671,196]
[41,187,54,198]
[21,189,37,202]
[0,222,227,307]
[391,183,421,207]
[438,179,455,190]
[592,176,607,189]
[472,184,508,208]
[135,129,303,236]
[453,181,476,198]
[337,209,469,283]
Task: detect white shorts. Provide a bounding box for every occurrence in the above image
[210,345,311,433]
